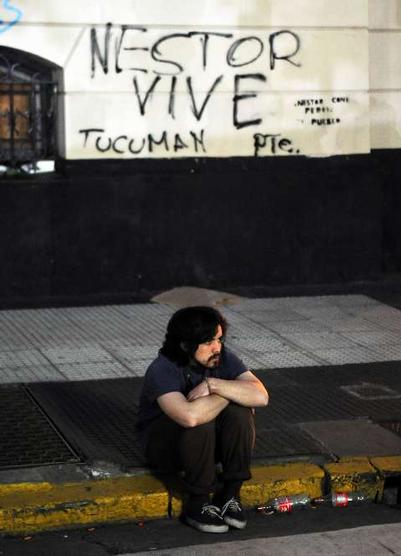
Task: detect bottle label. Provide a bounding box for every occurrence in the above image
[277,497,294,513]
[333,493,349,507]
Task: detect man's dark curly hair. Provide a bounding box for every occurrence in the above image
[160,306,228,366]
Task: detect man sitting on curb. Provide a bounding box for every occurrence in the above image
[136,306,269,533]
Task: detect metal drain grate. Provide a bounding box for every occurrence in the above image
[27,379,147,467]
[0,385,82,469]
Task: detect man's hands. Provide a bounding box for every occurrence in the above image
[158,390,229,428]
[186,372,269,408]
[158,371,268,428]
[187,380,210,401]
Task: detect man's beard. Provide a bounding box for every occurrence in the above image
[191,353,221,369]
[207,354,221,367]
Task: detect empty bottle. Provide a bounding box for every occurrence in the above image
[312,491,368,508]
[256,494,311,514]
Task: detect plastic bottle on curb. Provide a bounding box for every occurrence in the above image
[256,494,311,515]
[312,491,368,508]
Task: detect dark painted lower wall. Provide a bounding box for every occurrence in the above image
[0,150,400,308]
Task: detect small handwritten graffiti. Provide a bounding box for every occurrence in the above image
[0,0,22,34]
[294,96,347,127]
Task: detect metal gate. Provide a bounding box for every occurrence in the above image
[0,52,58,168]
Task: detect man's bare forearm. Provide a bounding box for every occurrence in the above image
[186,393,229,427]
[207,377,268,408]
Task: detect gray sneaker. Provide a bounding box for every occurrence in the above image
[185,503,229,533]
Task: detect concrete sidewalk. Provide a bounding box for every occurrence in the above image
[1,294,401,535]
[2,293,401,382]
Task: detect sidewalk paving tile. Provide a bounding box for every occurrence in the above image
[299,420,401,458]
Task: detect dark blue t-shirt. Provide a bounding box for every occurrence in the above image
[136,348,247,440]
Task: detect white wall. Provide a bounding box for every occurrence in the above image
[1,0,397,159]
[369,0,401,149]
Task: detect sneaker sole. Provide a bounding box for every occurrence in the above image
[185,516,229,533]
[223,516,247,530]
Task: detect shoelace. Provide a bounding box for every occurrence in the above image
[201,503,222,518]
[221,497,241,516]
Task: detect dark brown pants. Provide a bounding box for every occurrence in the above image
[145,403,255,496]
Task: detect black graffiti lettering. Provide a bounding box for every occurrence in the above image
[269,30,301,70]
[253,132,298,156]
[173,133,189,152]
[168,76,177,119]
[133,75,162,115]
[190,129,206,153]
[227,37,264,68]
[128,138,146,154]
[91,23,112,78]
[79,128,106,147]
[305,106,332,115]
[332,97,349,103]
[151,33,186,75]
[187,75,223,121]
[278,138,293,153]
[311,118,341,125]
[90,24,303,79]
[233,74,266,130]
[187,31,233,69]
[95,136,112,152]
[296,98,323,107]
[115,25,148,74]
[86,25,305,139]
[112,135,128,153]
[81,129,205,155]
[253,133,279,155]
[148,131,169,152]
